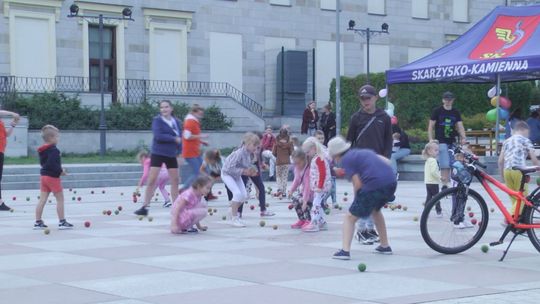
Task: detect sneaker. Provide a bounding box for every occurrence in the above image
[231,216,246,228]
[291,220,307,229]
[453,221,474,229]
[134,207,148,216]
[367,229,380,243]
[374,245,393,255]
[260,210,275,217]
[302,222,320,232]
[58,219,74,230]
[301,220,311,229]
[163,201,172,208]
[355,230,374,245]
[319,221,329,231]
[33,220,48,230]
[186,227,198,233]
[332,249,351,260]
[0,202,11,211]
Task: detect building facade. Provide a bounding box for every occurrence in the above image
[1,0,534,117]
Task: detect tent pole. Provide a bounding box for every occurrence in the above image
[495,74,501,156]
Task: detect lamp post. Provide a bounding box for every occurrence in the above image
[68,4,133,157]
[347,20,389,84]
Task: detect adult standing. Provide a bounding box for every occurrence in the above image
[301,101,319,136]
[346,84,393,245]
[261,125,277,181]
[181,104,208,192]
[320,104,336,145]
[0,110,20,211]
[427,91,467,189]
[134,100,182,216]
[390,123,411,177]
[526,109,540,145]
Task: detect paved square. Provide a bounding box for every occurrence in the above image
[1,180,539,304]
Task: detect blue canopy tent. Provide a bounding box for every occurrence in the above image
[386,5,540,149]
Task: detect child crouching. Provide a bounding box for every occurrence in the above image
[171,175,212,234]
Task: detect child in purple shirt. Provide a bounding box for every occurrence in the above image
[328,136,397,260]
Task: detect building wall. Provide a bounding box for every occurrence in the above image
[0,0,513,113]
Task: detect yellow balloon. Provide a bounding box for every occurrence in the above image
[490,97,497,107]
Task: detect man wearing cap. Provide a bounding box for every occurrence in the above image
[346,84,393,245]
[428,91,467,188]
[328,136,396,259]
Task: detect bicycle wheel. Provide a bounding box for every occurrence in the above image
[420,186,489,254]
[523,199,540,253]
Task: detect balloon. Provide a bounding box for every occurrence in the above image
[486,109,497,122]
[379,88,387,98]
[391,116,398,125]
[487,86,502,98]
[385,109,394,117]
[490,96,512,109]
[499,108,509,120]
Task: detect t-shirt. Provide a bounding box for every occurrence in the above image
[182,113,202,158]
[0,121,7,153]
[340,149,395,192]
[527,117,540,144]
[502,134,534,169]
[430,106,462,144]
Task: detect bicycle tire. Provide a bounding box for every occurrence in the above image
[420,186,489,254]
[524,199,540,253]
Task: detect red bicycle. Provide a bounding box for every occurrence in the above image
[420,146,540,261]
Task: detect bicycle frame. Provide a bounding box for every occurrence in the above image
[476,169,540,229]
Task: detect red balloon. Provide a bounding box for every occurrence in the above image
[499,96,512,109]
[391,116,398,125]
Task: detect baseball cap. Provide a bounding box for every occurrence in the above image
[442,91,454,100]
[358,85,376,98]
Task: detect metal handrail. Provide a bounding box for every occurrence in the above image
[0,76,263,117]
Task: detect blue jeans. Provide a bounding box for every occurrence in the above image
[390,148,411,175]
[322,176,336,204]
[183,156,203,189]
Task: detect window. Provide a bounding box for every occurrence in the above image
[412,0,429,19]
[270,0,291,6]
[320,0,336,11]
[88,25,116,95]
[368,0,386,15]
[453,0,469,22]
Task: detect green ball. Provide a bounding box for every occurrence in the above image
[357,263,367,272]
[536,177,540,186]
[481,245,489,253]
[324,209,331,215]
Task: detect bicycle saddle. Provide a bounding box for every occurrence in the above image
[511,166,539,174]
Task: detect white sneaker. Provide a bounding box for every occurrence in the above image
[453,221,474,229]
[231,217,246,228]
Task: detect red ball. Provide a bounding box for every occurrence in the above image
[133,198,137,203]
[117,206,123,211]
[84,221,91,228]
[250,205,255,210]
[288,204,294,210]
[471,218,477,225]
[12,196,16,201]
[343,197,348,202]
[468,212,474,218]
[106,210,112,216]
[397,204,402,209]
[384,204,388,208]
[77,197,82,201]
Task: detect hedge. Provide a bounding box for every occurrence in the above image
[2,93,233,130]
[329,73,540,131]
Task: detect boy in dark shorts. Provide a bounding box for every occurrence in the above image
[328,136,396,260]
[34,125,73,230]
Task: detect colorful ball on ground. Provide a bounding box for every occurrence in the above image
[481,244,489,253]
[357,263,367,272]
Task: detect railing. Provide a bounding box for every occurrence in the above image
[0,76,263,118]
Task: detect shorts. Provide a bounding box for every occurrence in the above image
[437,143,455,169]
[349,182,397,218]
[40,176,63,193]
[150,154,178,169]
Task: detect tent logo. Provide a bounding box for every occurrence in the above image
[469,15,540,60]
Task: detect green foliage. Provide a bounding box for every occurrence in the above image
[462,113,492,131]
[329,73,539,131]
[406,128,429,143]
[3,93,233,130]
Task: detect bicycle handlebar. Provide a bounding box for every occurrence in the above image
[452,146,487,169]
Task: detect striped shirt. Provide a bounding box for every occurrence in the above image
[221,146,252,178]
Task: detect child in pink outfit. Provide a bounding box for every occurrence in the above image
[170,175,212,234]
[137,151,171,207]
[289,150,313,229]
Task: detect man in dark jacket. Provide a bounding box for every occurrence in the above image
[320,104,336,145]
[346,85,393,158]
[346,84,393,246]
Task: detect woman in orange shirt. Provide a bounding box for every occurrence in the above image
[0,110,20,211]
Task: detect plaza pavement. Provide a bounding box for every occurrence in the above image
[1,179,540,304]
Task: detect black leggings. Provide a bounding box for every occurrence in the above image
[425,184,440,212]
[230,175,266,214]
[0,152,4,199]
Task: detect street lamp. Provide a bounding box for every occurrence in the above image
[347,20,389,84]
[68,3,134,157]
